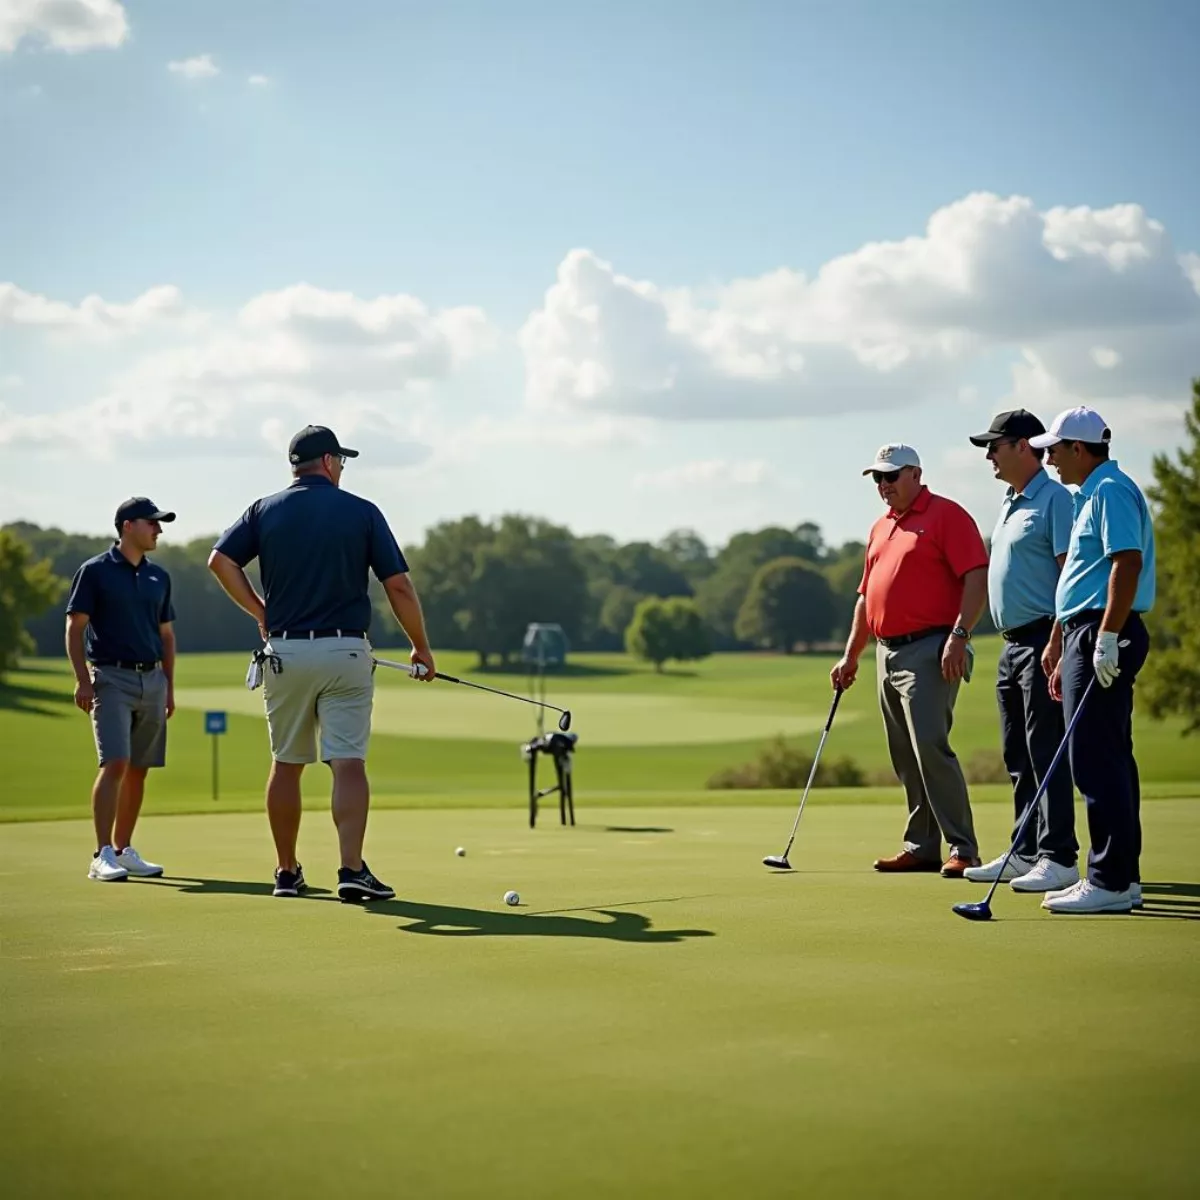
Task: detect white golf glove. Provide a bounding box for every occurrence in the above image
[1093,631,1121,688]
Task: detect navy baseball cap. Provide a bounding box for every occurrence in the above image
[115,497,176,530]
[968,409,1047,447]
[288,425,360,464]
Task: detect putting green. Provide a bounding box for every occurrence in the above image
[173,685,861,746]
[3,801,1197,1198]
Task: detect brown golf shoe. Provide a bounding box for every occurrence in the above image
[941,855,983,878]
[873,850,942,873]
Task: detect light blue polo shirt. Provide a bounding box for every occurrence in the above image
[988,469,1074,632]
[1056,460,1156,621]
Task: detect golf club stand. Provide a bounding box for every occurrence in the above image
[520,623,577,827]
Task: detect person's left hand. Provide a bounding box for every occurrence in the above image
[166,685,176,719]
[942,635,968,682]
[1093,632,1122,688]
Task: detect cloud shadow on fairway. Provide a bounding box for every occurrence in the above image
[349,898,714,943]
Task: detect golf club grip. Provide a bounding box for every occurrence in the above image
[825,686,844,730]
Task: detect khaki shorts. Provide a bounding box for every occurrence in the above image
[90,664,169,768]
[262,637,375,764]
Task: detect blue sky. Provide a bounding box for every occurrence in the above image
[2,0,1198,550]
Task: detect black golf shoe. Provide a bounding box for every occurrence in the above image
[337,861,395,903]
[273,863,307,897]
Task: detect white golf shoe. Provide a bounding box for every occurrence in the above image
[964,853,1035,883]
[1010,858,1080,893]
[116,846,164,878]
[88,846,128,882]
[1041,880,1133,914]
[1130,882,1143,909]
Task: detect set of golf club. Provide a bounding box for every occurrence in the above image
[761,678,1095,923]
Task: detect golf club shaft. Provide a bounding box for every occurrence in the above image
[374,657,568,719]
[779,687,844,857]
[980,676,1095,907]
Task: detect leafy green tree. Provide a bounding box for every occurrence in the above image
[598,585,646,643]
[625,596,711,672]
[0,530,66,678]
[657,528,714,585]
[1141,377,1200,733]
[734,557,836,652]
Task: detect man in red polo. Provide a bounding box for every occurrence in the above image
[831,443,990,876]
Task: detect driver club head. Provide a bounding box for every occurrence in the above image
[953,900,994,922]
[557,711,572,732]
[763,855,792,871]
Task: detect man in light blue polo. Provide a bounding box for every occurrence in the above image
[964,410,1078,893]
[1031,406,1156,915]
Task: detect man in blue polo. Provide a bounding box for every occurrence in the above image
[964,410,1078,894]
[207,425,436,901]
[1031,406,1156,915]
[66,497,177,883]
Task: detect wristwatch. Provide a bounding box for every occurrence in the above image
[951,626,971,640]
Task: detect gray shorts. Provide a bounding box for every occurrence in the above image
[262,636,375,764]
[90,664,169,769]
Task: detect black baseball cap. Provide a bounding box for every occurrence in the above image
[968,409,1047,447]
[115,497,176,530]
[288,425,360,464]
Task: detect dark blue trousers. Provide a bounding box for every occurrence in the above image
[996,624,1076,866]
[1061,612,1149,892]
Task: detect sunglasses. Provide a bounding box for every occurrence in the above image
[871,469,902,484]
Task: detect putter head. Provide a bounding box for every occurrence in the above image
[952,900,993,921]
[763,855,792,871]
[557,711,572,732]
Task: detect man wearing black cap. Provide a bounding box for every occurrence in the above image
[208,425,435,901]
[66,498,178,882]
[964,411,1079,895]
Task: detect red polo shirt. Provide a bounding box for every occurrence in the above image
[858,487,988,639]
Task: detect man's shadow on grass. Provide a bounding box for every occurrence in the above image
[347,897,714,943]
[1136,882,1200,922]
[141,876,334,899]
[0,678,75,717]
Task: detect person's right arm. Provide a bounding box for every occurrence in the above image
[65,612,93,712]
[207,506,266,638]
[831,596,871,691]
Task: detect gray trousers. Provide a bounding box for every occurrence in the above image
[876,634,978,860]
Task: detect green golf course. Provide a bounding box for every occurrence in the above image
[2,645,1198,1197]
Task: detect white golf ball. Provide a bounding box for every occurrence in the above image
[504,890,520,906]
[455,847,466,857]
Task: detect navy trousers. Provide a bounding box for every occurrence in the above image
[1061,612,1149,892]
[996,624,1076,866]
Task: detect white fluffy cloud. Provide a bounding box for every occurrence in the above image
[0,0,127,53]
[0,282,189,338]
[520,193,1199,425]
[634,459,772,491]
[247,73,270,87]
[167,53,219,80]
[0,282,497,461]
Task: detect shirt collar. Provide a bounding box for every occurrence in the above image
[289,475,336,490]
[1080,459,1119,499]
[889,485,931,520]
[1007,467,1050,503]
[106,544,138,568]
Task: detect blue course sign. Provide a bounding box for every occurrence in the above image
[205,711,228,736]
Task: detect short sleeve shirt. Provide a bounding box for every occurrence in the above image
[987,469,1073,632]
[1056,460,1156,621]
[212,476,408,633]
[859,488,989,639]
[66,546,175,663]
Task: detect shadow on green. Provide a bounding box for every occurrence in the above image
[0,679,74,718]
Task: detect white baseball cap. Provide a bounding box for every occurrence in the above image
[1028,406,1111,449]
[862,443,921,475]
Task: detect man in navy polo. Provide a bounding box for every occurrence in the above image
[66,498,178,883]
[964,410,1078,894]
[1031,407,1156,915]
[208,425,436,901]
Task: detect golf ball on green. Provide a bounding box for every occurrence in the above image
[504,890,520,906]
[455,847,465,857]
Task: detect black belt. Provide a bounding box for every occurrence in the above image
[92,660,161,672]
[1062,609,1145,635]
[267,628,366,640]
[877,626,952,649]
[1001,616,1054,642]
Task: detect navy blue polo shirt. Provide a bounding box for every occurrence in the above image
[213,476,408,633]
[66,546,176,664]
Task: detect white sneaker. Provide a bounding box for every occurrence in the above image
[1130,882,1143,909]
[1042,880,1133,914]
[88,846,128,882]
[116,846,164,878]
[964,853,1035,883]
[1011,858,1080,893]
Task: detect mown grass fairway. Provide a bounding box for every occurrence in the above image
[3,804,1199,1198]
[2,648,1198,1197]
